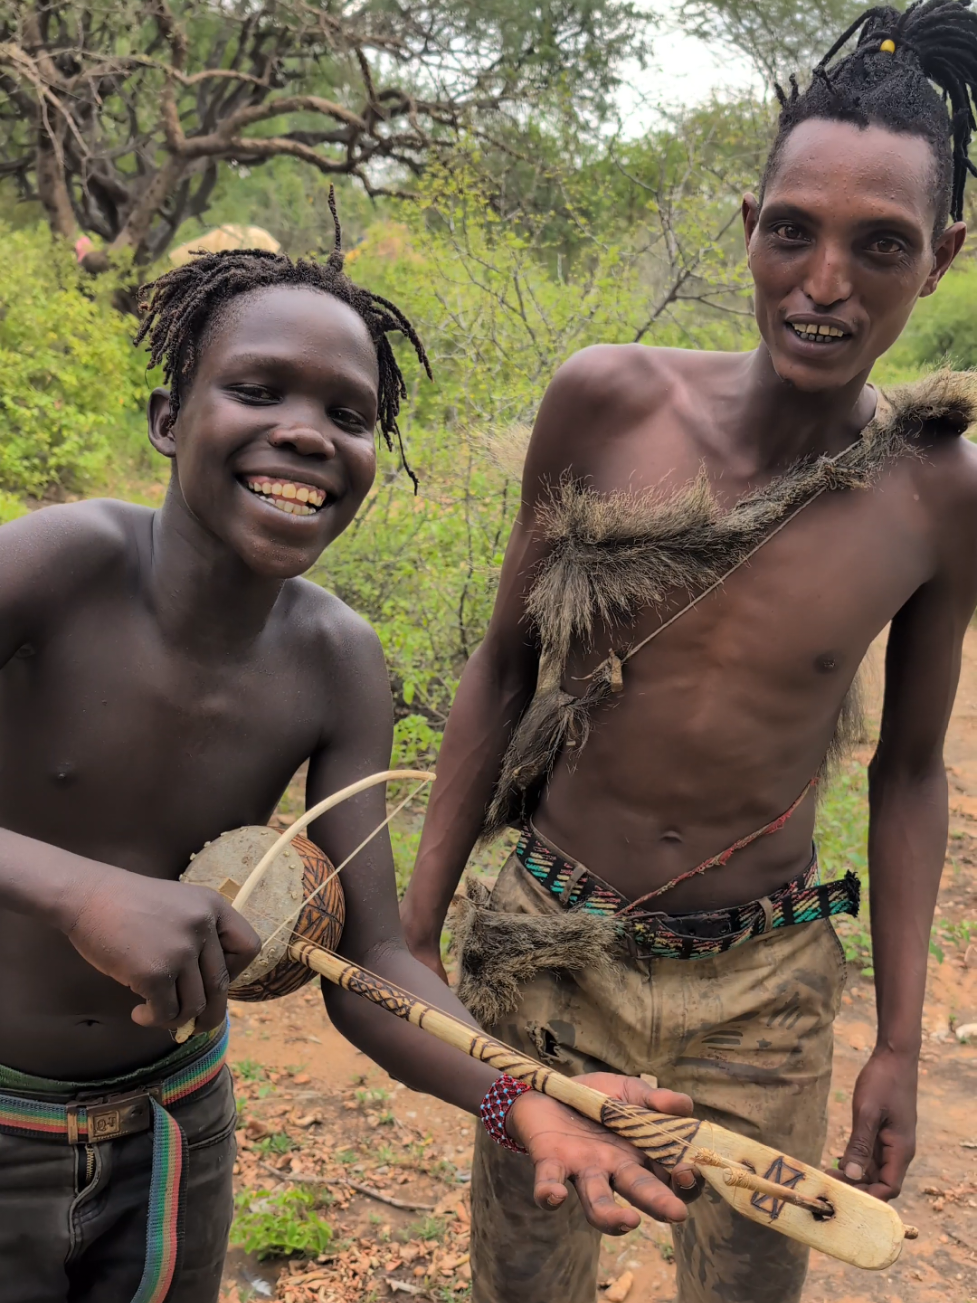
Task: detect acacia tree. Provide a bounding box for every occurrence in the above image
[0,0,649,261]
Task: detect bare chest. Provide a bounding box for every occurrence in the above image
[0,603,326,876]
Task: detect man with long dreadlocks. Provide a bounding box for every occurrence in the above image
[0,200,701,1301]
[402,3,977,1300]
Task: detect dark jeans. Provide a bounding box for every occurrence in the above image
[0,1066,236,1303]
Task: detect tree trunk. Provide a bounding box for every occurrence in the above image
[109,156,188,260]
[35,127,76,239]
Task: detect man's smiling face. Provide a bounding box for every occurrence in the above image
[150,284,379,578]
[744,117,965,392]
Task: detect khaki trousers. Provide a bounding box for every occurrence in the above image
[469,854,847,1303]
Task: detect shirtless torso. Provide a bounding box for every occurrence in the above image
[0,498,367,1077]
[530,344,976,910]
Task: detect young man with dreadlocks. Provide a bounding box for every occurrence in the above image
[402,3,977,1300]
[0,203,700,1302]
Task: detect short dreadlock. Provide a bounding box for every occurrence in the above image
[135,190,431,490]
[760,0,977,235]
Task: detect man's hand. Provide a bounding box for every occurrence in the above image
[839,1047,918,1200]
[400,903,449,983]
[62,865,261,1032]
[506,1073,701,1234]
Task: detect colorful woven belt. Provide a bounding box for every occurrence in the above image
[516,828,859,961]
[0,1022,228,1303]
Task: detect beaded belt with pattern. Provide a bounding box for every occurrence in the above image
[516,828,859,961]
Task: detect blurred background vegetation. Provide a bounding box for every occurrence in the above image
[2,0,975,925]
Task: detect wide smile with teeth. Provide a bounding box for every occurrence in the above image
[789,322,850,344]
[244,476,327,517]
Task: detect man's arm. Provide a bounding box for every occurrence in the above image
[841,459,977,1199]
[306,604,697,1233]
[401,344,660,975]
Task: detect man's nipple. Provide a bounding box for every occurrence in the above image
[51,761,77,785]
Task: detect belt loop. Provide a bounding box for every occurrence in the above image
[759,896,774,934]
[66,1104,81,1146]
[559,863,588,906]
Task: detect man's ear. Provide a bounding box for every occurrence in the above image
[742,193,760,258]
[148,388,176,458]
[920,220,967,298]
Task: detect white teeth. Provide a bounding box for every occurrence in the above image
[244,479,323,515]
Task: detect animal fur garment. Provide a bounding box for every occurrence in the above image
[482,371,977,840]
[452,877,623,1025]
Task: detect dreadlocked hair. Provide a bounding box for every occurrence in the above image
[135,189,431,491]
[761,0,977,232]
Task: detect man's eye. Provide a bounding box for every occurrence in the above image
[228,384,278,404]
[870,237,904,255]
[331,407,370,432]
[772,223,807,242]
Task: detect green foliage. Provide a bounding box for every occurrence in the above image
[883,262,977,374]
[816,761,872,974]
[0,224,150,498]
[254,1132,296,1157]
[231,1187,333,1260]
[0,491,26,524]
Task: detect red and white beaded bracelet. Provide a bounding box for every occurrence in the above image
[479,1073,531,1153]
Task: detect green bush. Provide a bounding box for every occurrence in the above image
[230,1187,333,1259]
[0,225,149,499]
[882,260,977,375]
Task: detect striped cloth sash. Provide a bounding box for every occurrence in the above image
[0,1022,229,1303]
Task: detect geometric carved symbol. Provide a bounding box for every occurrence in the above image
[749,1154,806,1222]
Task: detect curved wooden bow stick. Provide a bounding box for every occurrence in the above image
[174,769,435,1042]
[177,772,916,1270]
[288,937,916,1273]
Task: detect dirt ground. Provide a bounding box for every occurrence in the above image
[219,634,977,1303]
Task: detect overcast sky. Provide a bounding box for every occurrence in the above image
[618,4,766,133]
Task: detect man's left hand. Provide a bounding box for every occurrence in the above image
[839,1047,918,1200]
[505,1073,702,1235]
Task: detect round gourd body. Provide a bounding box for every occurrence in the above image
[181,826,345,1000]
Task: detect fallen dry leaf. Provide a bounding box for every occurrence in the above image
[603,1270,634,1302]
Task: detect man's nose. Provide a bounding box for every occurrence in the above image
[267,422,336,458]
[802,242,853,307]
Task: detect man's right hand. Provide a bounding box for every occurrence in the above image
[62,866,261,1031]
[400,904,448,983]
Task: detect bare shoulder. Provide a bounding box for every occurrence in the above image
[524,344,692,484]
[281,577,387,683]
[0,498,150,603]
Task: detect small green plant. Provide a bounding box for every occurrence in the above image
[336,1148,359,1165]
[408,1215,447,1242]
[231,1187,333,1260]
[255,1132,295,1157]
[355,1088,389,1107]
[234,1059,267,1081]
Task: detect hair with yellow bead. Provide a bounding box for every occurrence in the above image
[760,1,977,231]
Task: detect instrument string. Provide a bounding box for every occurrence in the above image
[259,776,433,957]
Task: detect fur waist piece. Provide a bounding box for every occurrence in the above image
[481,371,977,840]
[453,846,860,1026]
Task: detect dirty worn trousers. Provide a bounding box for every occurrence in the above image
[469,854,847,1303]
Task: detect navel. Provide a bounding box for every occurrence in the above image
[51,761,76,785]
[815,652,840,674]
